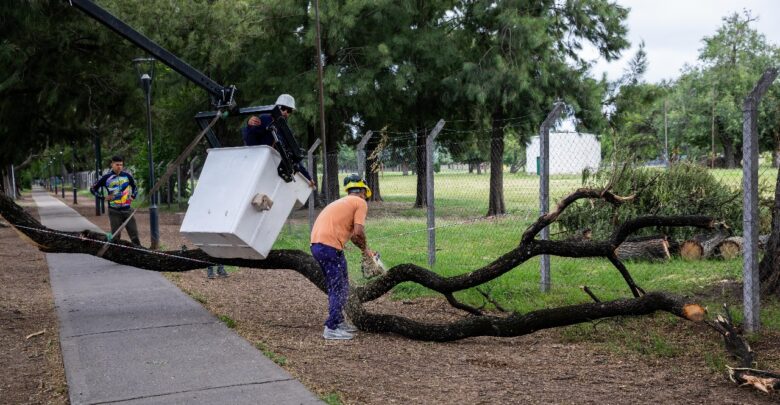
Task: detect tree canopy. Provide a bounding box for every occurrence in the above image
[2,2,778,200]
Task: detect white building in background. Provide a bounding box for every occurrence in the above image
[525,132,601,175]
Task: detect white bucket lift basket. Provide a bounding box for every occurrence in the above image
[180,145,312,259]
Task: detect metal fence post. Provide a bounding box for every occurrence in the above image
[356,131,373,178]
[308,139,322,231]
[741,67,778,332]
[427,119,446,267]
[539,102,565,292]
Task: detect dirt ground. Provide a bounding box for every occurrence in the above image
[0,195,68,404]
[3,190,780,404]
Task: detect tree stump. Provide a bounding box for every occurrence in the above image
[715,236,743,260]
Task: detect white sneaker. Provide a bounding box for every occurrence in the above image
[338,321,358,333]
[323,327,353,340]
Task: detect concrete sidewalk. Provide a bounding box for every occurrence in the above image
[32,189,321,404]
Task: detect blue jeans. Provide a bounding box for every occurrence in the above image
[311,243,348,329]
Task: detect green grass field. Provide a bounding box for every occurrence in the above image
[275,167,780,331]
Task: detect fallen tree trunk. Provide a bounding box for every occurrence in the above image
[0,188,716,342]
[348,291,705,342]
[616,238,670,261]
[680,230,729,260]
[715,236,744,260]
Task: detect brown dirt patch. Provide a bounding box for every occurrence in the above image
[168,269,779,404]
[0,193,68,404]
[10,191,780,404]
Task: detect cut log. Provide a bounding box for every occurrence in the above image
[680,240,703,260]
[680,230,729,260]
[615,238,670,261]
[715,236,743,260]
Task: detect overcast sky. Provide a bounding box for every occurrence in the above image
[582,0,780,83]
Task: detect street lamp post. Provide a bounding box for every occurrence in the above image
[134,57,159,249]
[72,143,78,204]
[48,160,53,192]
[52,159,58,195]
[93,129,103,216]
[60,149,66,199]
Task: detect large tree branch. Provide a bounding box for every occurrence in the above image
[347,291,704,342]
[0,189,710,343]
[520,188,634,244]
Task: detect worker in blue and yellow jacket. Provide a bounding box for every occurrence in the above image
[90,155,142,246]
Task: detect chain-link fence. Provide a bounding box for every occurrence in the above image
[282,95,775,318]
[31,78,775,325]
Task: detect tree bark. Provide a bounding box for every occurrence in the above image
[414,125,427,208]
[487,103,506,216]
[365,137,383,202]
[616,238,670,261]
[718,123,738,169]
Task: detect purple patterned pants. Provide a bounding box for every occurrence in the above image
[311,243,348,329]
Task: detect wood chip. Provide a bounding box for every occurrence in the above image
[25,329,45,339]
[740,375,777,394]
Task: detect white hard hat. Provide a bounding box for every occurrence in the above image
[275,94,296,110]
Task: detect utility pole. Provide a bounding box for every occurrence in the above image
[314,0,328,201]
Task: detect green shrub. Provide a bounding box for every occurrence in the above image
[557,163,743,241]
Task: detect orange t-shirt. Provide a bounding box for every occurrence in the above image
[310,195,368,250]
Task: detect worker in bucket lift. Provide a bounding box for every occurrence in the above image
[310,174,374,340]
[242,94,315,187]
[90,155,142,246]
